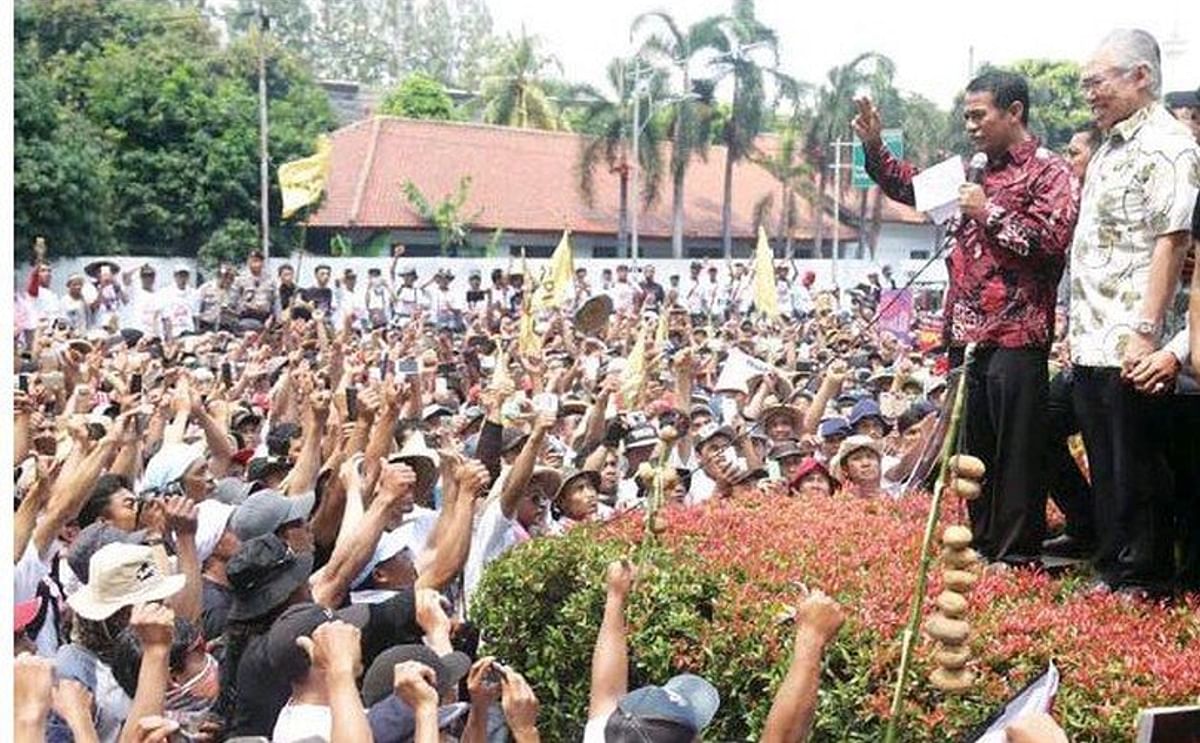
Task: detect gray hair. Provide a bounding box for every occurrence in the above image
[1097,28,1162,97]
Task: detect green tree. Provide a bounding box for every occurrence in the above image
[311,0,393,83]
[13,50,114,261]
[804,51,894,258]
[751,127,811,257]
[632,10,725,258]
[574,58,667,257]
[706,0,800,258]
[380,73,457,119]
[479,28,563,130]
[403,176,481,256]
[13,0,335,259]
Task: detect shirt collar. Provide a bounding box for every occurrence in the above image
[996,136,1040,167]
[1109,103,1157,143]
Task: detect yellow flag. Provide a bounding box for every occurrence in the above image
[655,308,669,347]
[531,230,574,311]
[279,135,333,219]
[753,225,780,318]
[518,250,542,356]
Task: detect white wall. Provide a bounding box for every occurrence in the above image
[25,253,948,300]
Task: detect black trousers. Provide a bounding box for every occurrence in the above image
[1071,367,1175,590]
[1046,370,1095,543]
[1168,394,1200,589]
[956,346,1050,563]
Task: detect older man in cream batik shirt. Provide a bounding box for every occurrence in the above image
[1069,29,1200,597]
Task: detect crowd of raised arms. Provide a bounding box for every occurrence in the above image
[12,27,1200,743]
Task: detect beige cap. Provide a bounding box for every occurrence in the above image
[67,542,186,621]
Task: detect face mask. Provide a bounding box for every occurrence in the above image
[165,652,220,713]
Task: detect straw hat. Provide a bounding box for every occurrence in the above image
[575,294,614,337]
[829,435,884,482]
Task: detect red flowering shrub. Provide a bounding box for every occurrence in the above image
[474,492,1200,741]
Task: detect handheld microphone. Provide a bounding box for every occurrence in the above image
[967,152,988,185]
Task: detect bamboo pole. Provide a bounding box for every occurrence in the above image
[882,345,974,743]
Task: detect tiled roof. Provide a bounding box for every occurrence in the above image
[305,117,872,240]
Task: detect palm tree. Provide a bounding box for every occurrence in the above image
[751,127,811,258]
[573,58,667,256]
[705,0,800,259]
[803,51,895,258]
[480,28,563,130]
[631,11,725,258]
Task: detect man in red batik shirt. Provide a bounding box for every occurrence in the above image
[854,71,1078,568]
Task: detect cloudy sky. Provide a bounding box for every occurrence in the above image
[488,0,1198,108]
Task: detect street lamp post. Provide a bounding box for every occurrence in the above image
[257,1,270,259]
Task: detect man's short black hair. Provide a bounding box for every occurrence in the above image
[78,474,134,528]
[248,250,264,260]
[314,264,331,274]
[966,70,1030,125]
[278,263,294,275]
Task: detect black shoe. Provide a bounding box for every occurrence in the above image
[1041,534,1094,560]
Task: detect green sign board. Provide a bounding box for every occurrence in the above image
[851,129,903,188]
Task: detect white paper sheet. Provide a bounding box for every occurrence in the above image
[913,155,966,222]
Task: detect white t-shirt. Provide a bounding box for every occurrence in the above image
[124,287,165,336]
[272,701,333,743]
[608,281,639,315]
[15,540,60,657]
[162,286,199,336]
[463,498,519,615]
[583,713,611,742]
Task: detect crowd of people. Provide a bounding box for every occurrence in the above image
[11,26,1198,743]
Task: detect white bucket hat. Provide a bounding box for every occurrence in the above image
[67,542,187,621]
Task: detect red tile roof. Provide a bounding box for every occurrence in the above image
[305,117,872,240]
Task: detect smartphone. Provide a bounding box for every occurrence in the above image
[18,374,29,393]
[130,372,143,395]
[533,392,559,416]
[395,358,419,377]
[379,351,391,379]
[435,377,449,396]
[345,387,359,420]
[220,362,233,388]
[436,362,456,377]
[484,661,509,687]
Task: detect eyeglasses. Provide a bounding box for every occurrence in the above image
[1080,66,1132,92]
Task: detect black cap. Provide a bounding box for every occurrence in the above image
[266,602,370,684]
[360,644,472,707]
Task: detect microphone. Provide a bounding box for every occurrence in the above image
[967,152,988,185]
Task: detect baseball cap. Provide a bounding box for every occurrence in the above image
[817,417,852,441]
[624,425,659,451]
[69,523,149,584]
[15,598,43,634]
[897,400,938,434]
[848,398,891,433]
[226,534,315,622]
[246,456,293,484]
[360,644,472,707]
[368,698,470,743]
[352,525,427,589]
[229,489,315,541]
[67,543,187,621]
[212,476,255,506]
[266,602,370,684]
[602,674,720,742]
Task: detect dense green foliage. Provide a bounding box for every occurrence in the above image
[476,496,1200,742]
[14,0,335,262]
[380,73,458,120]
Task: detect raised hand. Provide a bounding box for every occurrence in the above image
[164,495,199,538]
[128,602,176,651]
[392,661,439,710]
[605,559,637,599]
[794,589,845,645]
[296,620,362,679]
[850,97,883,149]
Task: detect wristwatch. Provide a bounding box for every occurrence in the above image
[1132,318,1161,337]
